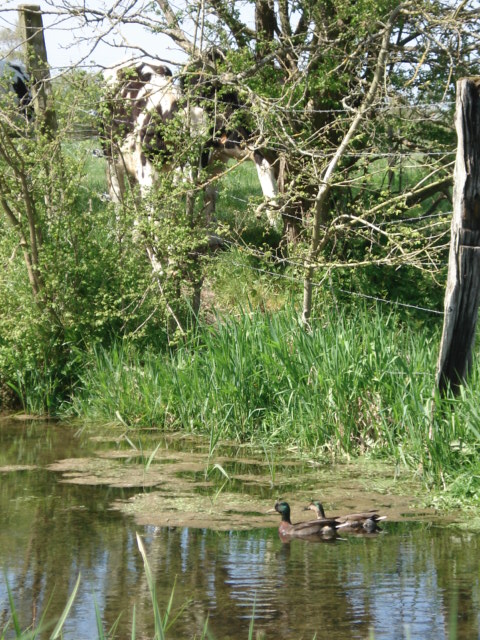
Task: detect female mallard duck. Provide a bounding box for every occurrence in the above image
[305,500,386,533]
[272,501,340,538]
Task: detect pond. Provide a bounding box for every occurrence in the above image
[0,417,478,639]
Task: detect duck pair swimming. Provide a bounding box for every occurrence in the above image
[273,500,385,539]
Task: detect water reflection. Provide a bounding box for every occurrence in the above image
[0,420,479,639]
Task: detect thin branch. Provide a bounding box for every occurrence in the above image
[302,4,404,324]
[153,0,196,56]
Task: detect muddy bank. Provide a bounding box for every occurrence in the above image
[46,430,448,530]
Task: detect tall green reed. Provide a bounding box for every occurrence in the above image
[67,304,480,496]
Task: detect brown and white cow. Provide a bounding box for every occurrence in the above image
[101,58,279,225]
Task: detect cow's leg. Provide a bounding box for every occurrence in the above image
[137,157,157,194]
[135,161,166,276]
[253,151,281,227]
[203,157,225,224]
[201,156,229,249]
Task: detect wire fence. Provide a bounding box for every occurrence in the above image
[76,104,452,320]
[0,32,454,320]
[213,230,446,317]
[225,257,445,316]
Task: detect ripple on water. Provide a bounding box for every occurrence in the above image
[0,420,476,640]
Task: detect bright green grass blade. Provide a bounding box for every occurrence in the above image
[94,599,106,640]
[131,605,136,640]
[136,533,165,640]
[145,442,162,472]
[248,594,256,640]
[49,573,81,640]
[5,575,22,638]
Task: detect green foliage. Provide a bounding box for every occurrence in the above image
[0,68,212,409]
[0,132,169,411]
[64,304,480,503]
[0,2,476,515]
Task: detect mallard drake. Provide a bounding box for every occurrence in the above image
[272,501,340,538]
[306,500,386,533]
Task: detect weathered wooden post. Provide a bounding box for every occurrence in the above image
[436,78,480,395]
[18,4,57,133]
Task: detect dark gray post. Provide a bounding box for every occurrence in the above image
[436,78,480,395]
[18,4,57,133]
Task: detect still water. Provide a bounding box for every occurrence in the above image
[0,418,479,639]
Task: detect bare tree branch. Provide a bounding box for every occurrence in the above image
[153,0,196,56]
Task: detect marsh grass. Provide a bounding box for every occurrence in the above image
[66,304,480,500]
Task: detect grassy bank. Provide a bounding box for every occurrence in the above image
[59,304,480,505]
[0,139,470,505]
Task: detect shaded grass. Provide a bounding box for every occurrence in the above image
[65,304,480,503]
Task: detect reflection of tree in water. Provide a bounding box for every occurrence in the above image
[0,421,141,636]
[335,523,480,639]
[265,537,366,638]
[134,524,480,640]
[4,479,139,636]
[2,422,480,639]
[430,526,480,639]
[128,527,368,639]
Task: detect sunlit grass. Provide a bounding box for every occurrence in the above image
[63,304,480,504]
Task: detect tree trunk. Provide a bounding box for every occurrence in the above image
[255,0,276,59]
[301,7,400,325]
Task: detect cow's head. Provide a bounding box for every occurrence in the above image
[103,60,177,135]
[179,51,252,163]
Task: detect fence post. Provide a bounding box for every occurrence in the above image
[435,77,480,395]
[18,4,57,133]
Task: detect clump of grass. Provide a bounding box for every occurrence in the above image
[72,304,430,453]
[70,343,171,428]
[65,303,480,501]
[2,572,81,639]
